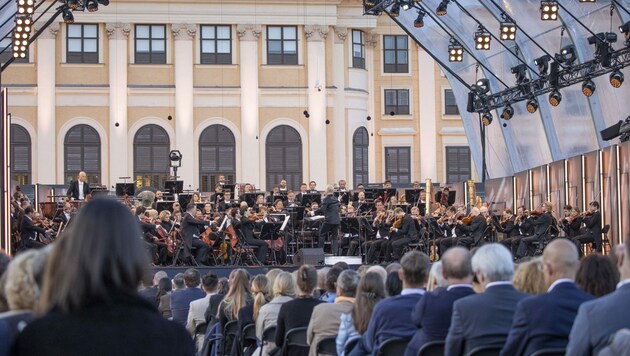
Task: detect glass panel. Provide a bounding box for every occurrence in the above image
[399,90,409,105]
[396,35,407,49]
[68,39,82,52]
[136,40,150,52]
[201,39,214,53]
[566,156,583,211]
[283,40,296,53]
[353,44,362,58]
[67,24,81,37]
[268,26,281,39]
[548,160,565,222]
[385,90,396,105]
[84,24,97,38]
[397,50,407,64]
[383,35,394,49]
[201,25,214,39]
[484,177,514,213]
[151,25,165,38]
[283,26,296,39]
[268,40,282,53]
[217,40,230,53]
[353,30,361,43]
[384,50,395,64]
[515,171,530,210]
[152,40,165,52]
[531,166,547,211]
[83,39,97,52]
[620,142,630,243]
[217,26,230,39]
[136,25,149,39]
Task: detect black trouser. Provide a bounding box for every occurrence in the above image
[516,235,541,258]
[246,236,268,263]
[439,236,460,255]
[392,237,412,260]
[457,236,475,249]
[319,223,339,255]
[572,232,599,256]
[192,238,211,264]
[24,238,45,250]
[366,239,387,264]
[500,236,520,256]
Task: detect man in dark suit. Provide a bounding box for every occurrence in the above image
[54,202,75,229]
[180,203,212,265]
[495,208,519,247]
[501,239,594,356]
[389,207,419,261]
[315,185,340,255]
[170,268,206,326]
[568,242,630,354]
[238,207,268,263]
[456,207,488,249]
[445,244,528,356]
[571,201,602,255]
[515,202,554,259]
[406,247,475,356]
[66,171,91,200]
[138,270,168,308]
[20,207,48,249]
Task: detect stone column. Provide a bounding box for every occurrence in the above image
[106,23,130,187]
[305,25,328,186]
[418,49,438,181]
[365,31,378,183]
[236,24,261,186]
[332,27,347,184]
[36,23,59,184]
[172,24,196,187]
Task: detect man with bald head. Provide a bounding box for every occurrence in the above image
[501,239,594,356]
[66,171,91,200]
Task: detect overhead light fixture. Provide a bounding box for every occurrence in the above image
[86,0,99,12]
[17,0,35,15]
[621,21,630,34]
[475,78,490,94]
[414,10,426,28]
[67,0,80,9]
[578,0,595,2]
[364,0,376,6]
[500,21,516,41]
[436,0,449,16]
[588,32,617,67]
[169,150,183,168]
[62,7,75,23]
[610,70,624,88]
[549,90,562,106]
[534,55,552,76]
[390,3,401,17]
[303,110,310,118]
[556,44,577,65]
[482,112,493,126]
[98,0,110,5]
[474,27,491,50]
[582,79,596,97]
[13,16,31,59]
[526,97,539,113]
[511,64,528,85]
[501,104,514,120]
[540,0,559,21]
[448,40,463,62]
[401,1,411,11]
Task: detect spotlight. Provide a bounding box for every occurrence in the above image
[588,32,617,67]
[526,98,539,113]
[86,0,98,12]
[540,0,558,21]
[367,116,372,121]
[325,119,331,125]
[169,150,183,168]
[303,110,310,118]
[12,16,31,59]
[167,115,173,121]
[556,45,576,65]
[17,0,35,15]
[610,71,624,88]
[365,0,376,6]
[621,21,630,34]
[501,104,514,120]
[401,1,410,10]
[390,3,400,17]
[548,90,562,106]
[98,0,110,4]
[474,27,491,50]
[534,55,552,76]
[475,78,490,95]
[482,112,493,126]
[582,80,596,97]
[414,10,426,28]
[436,0,449,16]
[448,40,464,62]
[500,21,516,41]
[62,8,75,23]
[67,0,79,9]
[511,64,528,85]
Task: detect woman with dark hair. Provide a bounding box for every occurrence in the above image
[156,277,173,318]
[385,271,403,297]
[576,253,619,297]
[14,198,194,356]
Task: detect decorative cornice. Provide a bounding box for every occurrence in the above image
[236,24,262,42]
[304,25,329,42]
[36,22,59,40]
[172,23,197,41]
[106,23,131,40]
[333,26,348,44]
[365,30,378,48]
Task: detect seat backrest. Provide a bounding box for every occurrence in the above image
[418,340,445,356]
[602,224,610,234]
[242,323,257,343]
[377,338,409,356]
[465,345,502,356]
[529,348,566,356]
[285,327,309,356]
[344,337,360,356]
[223,320,239,336]
[195,322,208,336]
[316,336,338,356]
[262,325,277,343]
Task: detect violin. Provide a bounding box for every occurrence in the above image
[390,216,403,232]
[460,214,474,225]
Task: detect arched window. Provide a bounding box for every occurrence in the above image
[266,125,302,190]
[64,124,101,184]
[353,127,369,186]
[199,124,236,192]
[10,124,31,185]
[134,124,170,188]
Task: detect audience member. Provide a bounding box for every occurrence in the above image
[235,275,270,356]
[320,267,342,302]
[156,277,173,319]
[255,272,296,356]
[366,265,387,288]
[575,253,619,297]
[385,271,402,296]
[512,258,546,294]
[385,262,401,274]
[362,251,430,355]
[426,261,448,292]
[568,241,630,354]
[501,239,594,356]
[138,270,167,308]
[187,272,219,350]
[170,268,205,326]
[315,267,330,298]
[445,244,527,356]
[333,261,350,271]
[13,198,194,356]
[205,277,228,325]
[407,247,475,356]
[276,265,323,356]
[0,251,11,313]
[308,270,359,356]
[218,269,252,331]
[265,268,283,289]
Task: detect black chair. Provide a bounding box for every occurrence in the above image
[242,323,258,351]
[377,338,409,356]
[601,224,611,255]
[530,348,566,356]
[222,320,239,356]
[284,327,309,356]
[344,337,360,356]
[316,336,338,356]
[260,325,277,356]
[195,322,208,336]
[465,345,502,356]
[418,340,445,356]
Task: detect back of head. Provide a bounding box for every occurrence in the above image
[427,261,448,292]
[296,265,318,296]
[317,267,330,291]
[273,272,296,298]
[386,271,403,297]
[184,268,201,288]
[5,249,49,310]
[333,261,349,271]
[225,269,251,319]
[172,273,185,290]
[442,247,473,280]
[202,272,219,293]
[336,270,360,298]
[251,274,270,320]
[353,272,386,334]
[512,258,547,294]
[265,268,283,289]
[472,243,515,283]
[40,198,148,314]
[400,251,430,288]
[217,277,229,294]
[326,185,334,194]
[575,253,619,297]
[157,277,172,294]
[366,265,387,287]
[326,267,343,292]
[153,271,168,286]
[542,239,579,280]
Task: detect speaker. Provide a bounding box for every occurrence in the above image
[294,248,325,266]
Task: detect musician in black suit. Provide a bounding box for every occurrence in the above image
[284,190,300,207]
[218,191,236,212]
[571,201,602,255]
[239,208,269,263]
[20,207,47,249]
[54,202,75,230]
[560,206,582,238]
[496,208,518,251]
[388,207,419,261]
[66,171,91,200]
[315,185,340,255]
[456,207,488,249]
[515,202,554,259]
[180,203,211,265]
[296,183,308,205]
[366,200,389,264]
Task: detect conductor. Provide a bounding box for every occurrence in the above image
[66,171,91,200]
[315,185,340,255]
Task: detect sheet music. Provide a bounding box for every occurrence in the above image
[218,215,228,232]
[279,214,290,231]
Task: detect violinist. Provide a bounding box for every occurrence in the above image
[495,208,519,250]
[571,201,602,256]
[202,203,213,217]
[135,206,162,265]
[180,203,212,265]
[254,194,266,213]
[240,207,269,264]
[55,201,75,228]
[20,206,49,249]
[366,200,389,264]
[385,207,418,262]
[158,210,174,232]
[210,184,224,207]
[218,191,236,212]
[272,199,287,214]
[560,206,582,238]
[172,202,182,216]
[514,202,554,260]
[455,207,488,249]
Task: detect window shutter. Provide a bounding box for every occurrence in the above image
[266,125,302,190]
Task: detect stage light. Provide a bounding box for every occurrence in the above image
[582,80,596,97]
[540,1,558,21]
[482,112,493,126]
[448,40,463,62]
[98,0,110,5]
[610,71,624,88]
[303,110,310,118]
[67,0,79,9]
[86,0,98,12]
[401,1,410,10]
[436,0,449,16]
[511,64,528,85]
[534,55,552,76]
[579,0,595,2]
[621,21,630,34]
[414,10,426,28]
[500,21,516,41]
[501,104,514,120]
[475,78,490,94]
[169,150,183,168]
[62,8,75,23]
[474,27,491,50]
[365,0,377,6]
[390,3,400,17]
[17,0,35,15]
[556,44,576,65]
[12,16,31,59]
[549,90,562,106]
[526,98,539,113]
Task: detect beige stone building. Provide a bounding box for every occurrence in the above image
[2,0,473,192]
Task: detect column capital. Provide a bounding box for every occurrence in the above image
[365,30,378,48]
[304,25,329,42]
[36,22,60,40]
[236,24,262,41]
[333,26,348,44]
[106,23,131,40]
[172,23,197,41]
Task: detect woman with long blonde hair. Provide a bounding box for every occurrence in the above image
[218,269,251,331]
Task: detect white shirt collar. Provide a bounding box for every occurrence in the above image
[401,288,426,296]
[616,278,630,290]
[447,284,473,291]
[547,278,574,292]
[485,281,513,289]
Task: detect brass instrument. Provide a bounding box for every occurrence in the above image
[425,178,432,217]
[467,179,476,212]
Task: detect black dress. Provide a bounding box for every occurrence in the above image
[274,297,324,356]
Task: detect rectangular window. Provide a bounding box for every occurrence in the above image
[0,37,28,63]
[67,24,99,63]
[267,26,298,65]
[383,35,408,73]
[385,147,411,185]
[352,30,365,69]
[384,89,410,115]
[444,89,460,115]
[445,146,471,183]
[200,25,232,64]
[135,24,166,64]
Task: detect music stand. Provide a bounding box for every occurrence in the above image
[178,194,194,209]
[301,193,321,207]
[333,191,350,205]
[405,189,422,205]
[156,201,175,212]
[240,193,257,207]
[116,183,135,197]
[357,202,375,215]
[260,220,283,264]
[340,217,366,262]
[373,188,398,204]
[165,180,183,195]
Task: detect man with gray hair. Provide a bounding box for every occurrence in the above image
[307,270,359,356]
[445,244,528,356]
[456,207,488,249]
[315,184,340,255]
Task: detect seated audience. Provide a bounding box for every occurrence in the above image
[501,239,594,356]
[187,272,219,350]
[512,258,547,294]
[320,267,342,302]
[567,241,630,354]
[308,270,360,356]
[575,253,619,297]
[170,268,205,326]
[366,265,387,288]
[362,251,430,355]
[138,270,167,308]
[255,272,296,356]
[236,275,270,356]
[315,267,330,299]
[156,277,173,319]
[385,271,403,297]
[205,277,228,325]
[13,198,194,356]
[445,244,528,356]
[426,260,448,292]
[218,269,252,332]
[406,247,475,356]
